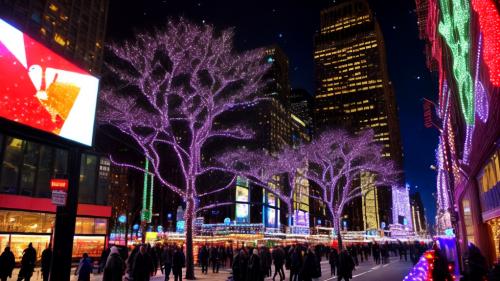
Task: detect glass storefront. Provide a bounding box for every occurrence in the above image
[0,210,107,261]
[486,218,500,262]
[0,210,107,235]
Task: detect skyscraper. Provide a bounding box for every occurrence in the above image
[313,0,404,231]
[0,0,109,74]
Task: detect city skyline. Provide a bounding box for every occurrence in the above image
[106,0,439,225]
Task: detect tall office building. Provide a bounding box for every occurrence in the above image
[313,0,404,231]
[0,0,109,74]
[0,0,111,261]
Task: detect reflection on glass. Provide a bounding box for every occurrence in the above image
[79,154,97,204]
[0,138,24,194]
[35,145,54,197]
[19,142,40,195]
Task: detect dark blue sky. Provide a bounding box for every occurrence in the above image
[108,0,439,225]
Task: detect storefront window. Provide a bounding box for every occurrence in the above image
[478,149,500,214]
[0,137,24,194]
[73,236,105,258]
[0,210,54,233]
[94,218,107,234]
[487,218,500,262]
[462,198,475,245]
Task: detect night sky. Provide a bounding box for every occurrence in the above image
[106,0,440,225]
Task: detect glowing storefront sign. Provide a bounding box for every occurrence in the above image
[0,18,99,146]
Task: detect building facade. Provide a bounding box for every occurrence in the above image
[416,0,500,265]
[0,0,110,260]
[0,135,111,260]
[313,0,405,232]
[0,0,109,74]
[410,192,427,236]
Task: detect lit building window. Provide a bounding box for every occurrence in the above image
[49,4,58,12]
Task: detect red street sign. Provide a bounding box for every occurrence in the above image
[50,179,68,191]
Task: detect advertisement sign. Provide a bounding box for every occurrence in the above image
[50,179,68,191]
[0,18,99,146]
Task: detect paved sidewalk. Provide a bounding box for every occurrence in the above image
[10,266,231,281]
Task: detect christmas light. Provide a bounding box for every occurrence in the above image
[99,18,270,279]
[438,0,475,125]
[474,35,489,123]
[471,0,500,86]
[463,125,474,164]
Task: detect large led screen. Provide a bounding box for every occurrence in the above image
[0,19,99,146]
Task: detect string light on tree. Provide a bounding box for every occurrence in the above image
[99,18,270,279]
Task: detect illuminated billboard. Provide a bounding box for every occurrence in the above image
[0,18,99,146]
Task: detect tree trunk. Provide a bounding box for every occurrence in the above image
[334,216,343,250]
[185,198,196,280]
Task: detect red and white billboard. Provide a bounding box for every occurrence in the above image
[0,18,99,146]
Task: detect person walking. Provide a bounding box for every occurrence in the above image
[300,247,321,281]
[247,249,263,281]
[337,250,355,281]
[99,247,110,274]
[198,245,209,274]
[0,247,15,281]
[75,253,93,281]
[132,245,154,281]
[290,247,302,281]
[162,245,173,281]
[172,246,185,281]
[41,244,52,281]
[103,246,125,281]
[329,248,339,276]
[17,243,37,281]
[272,246,285,281]
[210,246,219,273]
[232,250,247,281]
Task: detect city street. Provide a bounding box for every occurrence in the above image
[263,257,414,281]
[9,257,413,281]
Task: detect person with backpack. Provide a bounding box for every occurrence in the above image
[75,253,93,281]
[232,250,248,281]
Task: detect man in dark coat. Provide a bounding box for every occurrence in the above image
[172,246,185,281]
[162,245,173,280]
[132,245,154,281]
[103,246,125,281]
[337,250,355,281]
[272,246,285,281]
[17,243,37,281]
[198,245,209,274]
[290,247,302,281]
[232,250,247,281]
[300,248,321,281]
[247,249,263,281]
[329,248,339,276]
[0,247,15,281]
[41,244,52,281]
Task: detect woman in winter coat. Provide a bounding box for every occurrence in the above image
[0,247,15,281]
[247,249,263,281]
[103,246,125,281]
[76,253,93,281]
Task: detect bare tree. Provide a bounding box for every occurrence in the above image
[304,129,399,249]
[98,19,269,279]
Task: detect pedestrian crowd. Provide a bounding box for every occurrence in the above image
[2,240,500,281]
